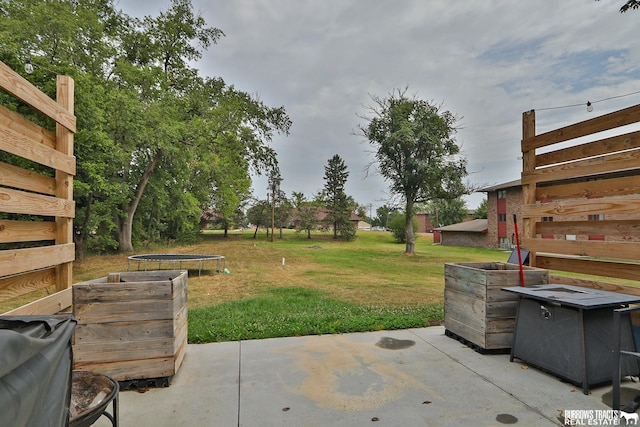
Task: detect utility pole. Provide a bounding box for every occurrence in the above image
[271,183,275,242]
[268,168,282,243]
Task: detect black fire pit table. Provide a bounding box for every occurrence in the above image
[503,284,640,395]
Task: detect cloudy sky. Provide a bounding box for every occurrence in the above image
[117,0,640,212]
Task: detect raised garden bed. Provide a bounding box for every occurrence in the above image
[72,270,187,383]
[444,262,548,352]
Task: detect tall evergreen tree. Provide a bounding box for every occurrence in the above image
[322,154,354,239]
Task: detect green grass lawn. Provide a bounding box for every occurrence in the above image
[2,229,514,343]
[183,229,508,342]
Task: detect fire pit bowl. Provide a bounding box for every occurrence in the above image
[70,371,119,427]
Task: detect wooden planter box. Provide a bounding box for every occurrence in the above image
[72,270,188,382]
[444,262,548,351]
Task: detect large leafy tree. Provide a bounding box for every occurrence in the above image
[246,199,271,239]
[474,198,488,220]
[359,88,468,254]
[620,0,640,11]
[426,198,468,228]
[372,204,394,228]
[0,0,290,254]
[597,0,640,12]
[322,154,354,240]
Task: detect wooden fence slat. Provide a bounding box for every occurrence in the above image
[548,275,640,296]
[0,243,74,277]
[536,256,640,282]
[0,187,75,217]
[522,148,640,185]
[0,122,75,175]
[523,237,640,261]
[0,267,55,301]
[521,194,640,219]
[535,130,640,167]
[536,219,640,238]
[522,103,640,151]
[0,161,56,195]
[536,174,640,201]
[0,220,56,243]
[0,61,76,132]
[2,288,72,315]
[0,103,56,149]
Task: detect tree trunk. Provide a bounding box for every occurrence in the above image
[405,199,415,254]
[118,215,135,252]
[253,224,259,238]
[116,149,163,252]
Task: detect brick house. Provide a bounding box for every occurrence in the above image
[415,210,476,233]
[290,208,363,230]
[415,212,436,233]
[481,179,522,249]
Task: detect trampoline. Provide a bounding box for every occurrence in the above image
[127,254,226,276]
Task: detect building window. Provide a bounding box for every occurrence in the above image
[497,190,507,199]
[498,213,506,222]
[541,216,553,239]
[588,213,605,240]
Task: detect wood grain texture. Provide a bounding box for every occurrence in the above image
[0,243,74,277]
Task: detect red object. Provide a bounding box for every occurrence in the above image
[513,214,525,287]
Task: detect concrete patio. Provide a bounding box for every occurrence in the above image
[94,326,634,426]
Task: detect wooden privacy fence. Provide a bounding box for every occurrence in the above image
[0,60,76,314]
[521,105,640,292]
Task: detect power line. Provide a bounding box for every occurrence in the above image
[535,89,640,112]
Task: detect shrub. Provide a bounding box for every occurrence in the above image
[388,214,419,243]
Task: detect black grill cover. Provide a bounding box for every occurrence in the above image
[0,315,76,427]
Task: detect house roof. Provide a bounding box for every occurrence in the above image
[435,219,488,233]
[291,208,363,222]
[480,179,521,192]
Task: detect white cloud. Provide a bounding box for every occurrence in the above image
[117,0,640,210]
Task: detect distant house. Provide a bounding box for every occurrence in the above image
[290,208,364,230]
[200,209,223,230]
[434,219,488,247]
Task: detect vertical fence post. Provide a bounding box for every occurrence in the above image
[55,75,75,292]
[521,110,537,267]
